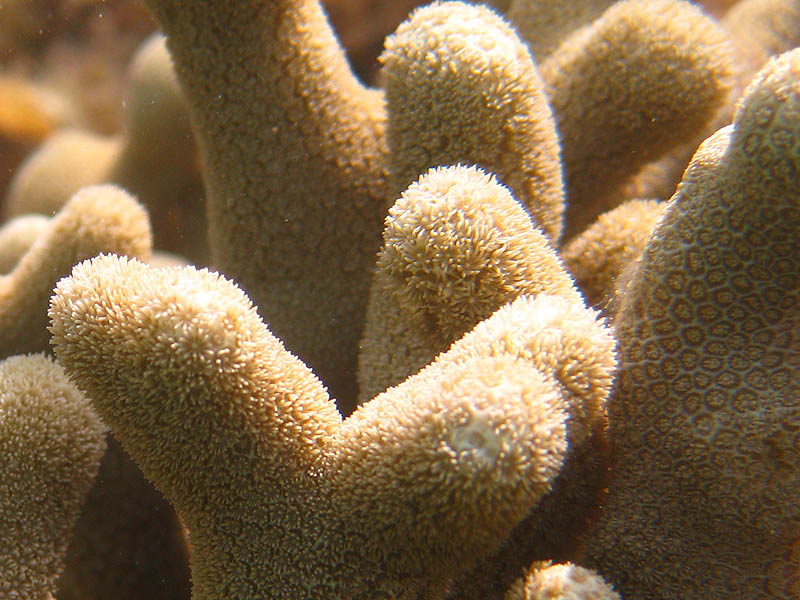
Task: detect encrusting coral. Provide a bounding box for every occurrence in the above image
[0,353,107,600]
[583,48,800,599]
[47,253,616,599]
[357,164,580,403]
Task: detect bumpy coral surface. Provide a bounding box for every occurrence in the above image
[584,49,800,599]
[0,354,107,600]
[49,254,615,599]
[504,562,621,600]
[382,2,565,242]
[358,165,579,402]
[0,184,151,359]
[540,0,737,238]
[561,199,667,312]
[2,0,799,598]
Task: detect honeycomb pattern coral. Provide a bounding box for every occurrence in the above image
[585,50,800,599]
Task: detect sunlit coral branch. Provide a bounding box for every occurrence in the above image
[444,293,616,599]
[47,253,616,598]
[539,0,737,238]
[504,561,621,600]
[381,1,565,242]
[358,164,579,403]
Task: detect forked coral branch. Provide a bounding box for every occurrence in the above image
[48,253,614,599]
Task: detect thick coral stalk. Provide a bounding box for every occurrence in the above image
[357,165,579,403]
[381,2,565,242]
[540,0,737,239]
[140,0,390,405]
[505,0,616,62]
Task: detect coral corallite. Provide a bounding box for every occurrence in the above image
[583,49,800,599]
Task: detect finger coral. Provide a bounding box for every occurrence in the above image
[0,184,151,359]
[5,129,121,218]
[539,0,737,238]
[381,2,565,242]
[443,293,616,599]
[46,253,615,599]
[357,164,579,403]
[560,199,666,312]
[56,436,192,600]
[505,0,616,62]
[504,562,620,600]
[0,353,107,600]
[0,214,49,273]
[140,0,391,405]
[722,0,800,74]
[4,0,800,597]
[5,34,206,264]
[583,48,800,599]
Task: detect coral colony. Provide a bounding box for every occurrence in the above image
[1,0,799,598]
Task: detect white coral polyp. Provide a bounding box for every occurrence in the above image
[447,405,510,466]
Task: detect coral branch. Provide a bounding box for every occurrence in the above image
[0,354,107,599]
[0,184,151,359]
[381,2,565,241]
[48,254,605,598]
[140,0,391,404]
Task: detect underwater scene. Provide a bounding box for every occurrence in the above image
[1,0,799,598]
